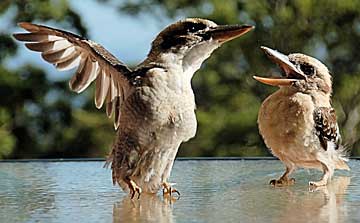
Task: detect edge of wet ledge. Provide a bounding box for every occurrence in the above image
[1,156,360,162]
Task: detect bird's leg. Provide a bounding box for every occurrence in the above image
[309,163,333,187]
[125,177,142,199]
[270,164,296,187]
[162,182,180,198]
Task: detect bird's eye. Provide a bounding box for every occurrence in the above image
[189,26,197,32]
[185,22,207,33]
[300,64,315,76]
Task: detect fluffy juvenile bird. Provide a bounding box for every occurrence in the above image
[254,46,349,187]
[13,19,253,198]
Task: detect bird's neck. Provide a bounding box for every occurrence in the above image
[137,51,194,93]
[143,41,220,81]
[280,87,332,107]
[312,92,332,107]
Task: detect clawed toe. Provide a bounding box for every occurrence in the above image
[131,186,142,199]
[309,180,326,188]
[128,179,142,199]
[269,179,277,185]
[270,178,295,187]
[162,182,181,199]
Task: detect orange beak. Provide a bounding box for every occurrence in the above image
[209,25,254,43]
[253,76,298,87]
[254,46,306,87]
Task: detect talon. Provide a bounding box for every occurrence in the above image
[131,190,135,199]
[269,178,295,187]
[162,182,170,196]
[128,179,142,199]
[309,180,326,188]
[137,188,141,199]
[172,189,181,197]
[162,182,180,199]
[269,179,276,186]
[270,179,283,186]
[170,188,181,199]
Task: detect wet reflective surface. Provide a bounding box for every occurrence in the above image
[1,160,359,223]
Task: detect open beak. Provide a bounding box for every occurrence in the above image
[209,25,254,43]
[253,76,299,87]
[253,46,305,87]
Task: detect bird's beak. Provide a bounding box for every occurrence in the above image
[253,46,306,87]
[208,25,254,43]
[252,76,299,87]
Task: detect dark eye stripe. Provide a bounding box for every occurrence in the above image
[159,22,208,50]
[160,36,188,50]
[183,22,207,33]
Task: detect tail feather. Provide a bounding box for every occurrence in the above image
[103,146,117,185]
[336,144,351,170]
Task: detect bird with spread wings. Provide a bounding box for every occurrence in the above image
[14,19,253,198]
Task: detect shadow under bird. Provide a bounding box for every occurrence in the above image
[13,18,253,198]
[254,46,350,187]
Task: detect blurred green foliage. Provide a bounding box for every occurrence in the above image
[1,0,360,158]
[0,0,113,159]
[117,0,360,156]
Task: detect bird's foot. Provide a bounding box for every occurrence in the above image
[128,179,142,199]
[270,177,295,187]
[162,182,180,199]
[309,179,327,188]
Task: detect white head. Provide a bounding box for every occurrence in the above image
[148,18,254,77]
[254,46,333,96]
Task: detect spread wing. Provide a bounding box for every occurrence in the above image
[13,22,132,129]
[314,107,341,151]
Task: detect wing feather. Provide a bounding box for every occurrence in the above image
[13,33,63,42]
[114,97,121,130]
[106,96,113,118]
[25,41,54,52]
[14,22,132,130]
[70,56,93,93]
[41,46,76,63]
[314,107,340,151]
[95,69,111,108]
[56,51,82,71]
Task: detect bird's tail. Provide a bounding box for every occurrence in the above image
[103,146,120,186]
[335,144,351,170]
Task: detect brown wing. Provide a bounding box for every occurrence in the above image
[13,22,132,129]
[314,107,341,151]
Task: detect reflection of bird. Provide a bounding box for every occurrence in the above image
[254,46,350,187]
[14,19,253,198]
[113,194,174,223]
[277,176,351,223]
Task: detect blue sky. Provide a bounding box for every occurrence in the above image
[6,0,176,80]
[69,1,168,64]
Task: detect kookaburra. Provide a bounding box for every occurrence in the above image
[254,46,349,187]
[13,18,253,198]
